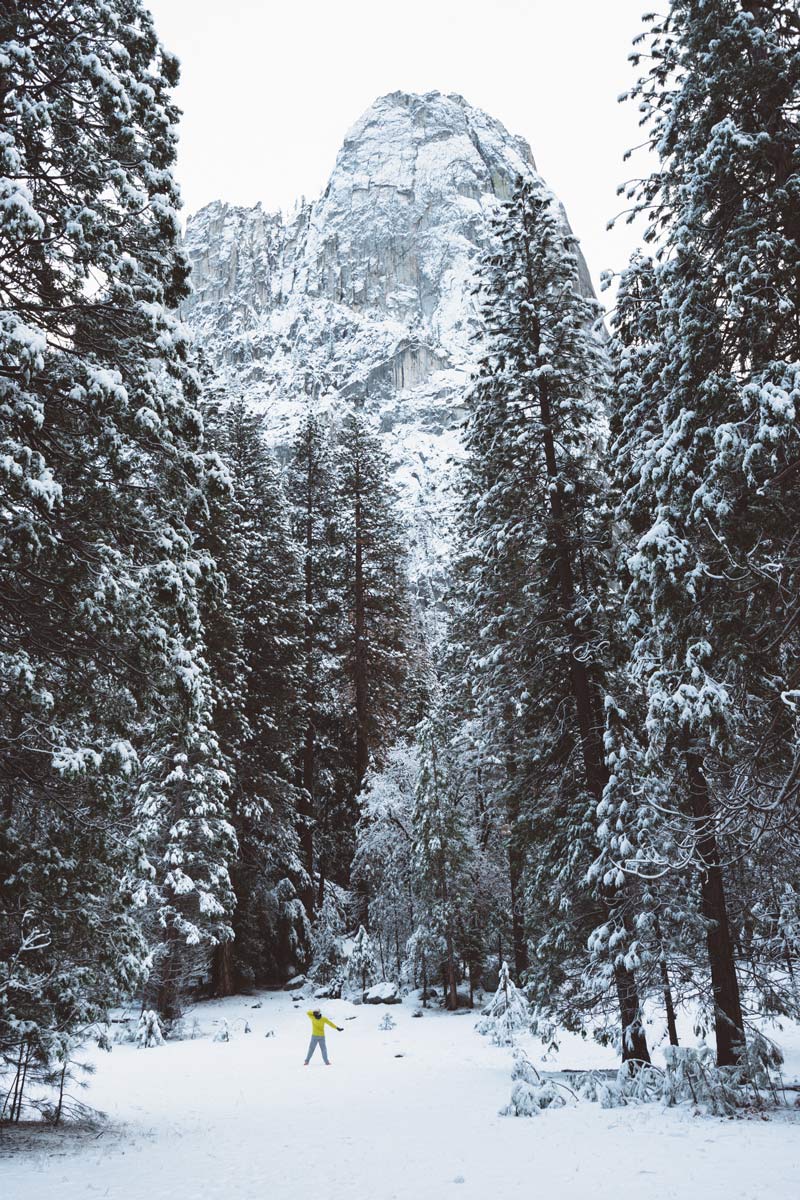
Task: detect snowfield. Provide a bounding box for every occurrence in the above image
[2,991,799,1200]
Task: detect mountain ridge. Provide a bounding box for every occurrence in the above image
[182,90,594,598]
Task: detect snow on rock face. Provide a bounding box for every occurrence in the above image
[182,91,593,601]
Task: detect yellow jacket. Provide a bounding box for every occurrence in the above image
[307,1011,338,1037]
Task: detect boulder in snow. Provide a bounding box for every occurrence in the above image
[284,974,308,991]
[364,981,401,1004]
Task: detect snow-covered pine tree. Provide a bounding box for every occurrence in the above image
[476,961,531,1046]
[136,658,237,1021]
[412,704,473,1010]
[447,494,532,982]
[404,923,445,1004]
[335,411,419,793]
[608,0,800,1062]
[454,176,650,1061]
[285,410,348,910]
[202,397,308,988]
[1,0,235,1078]
[352,744,419,981]
[346,924,378,996]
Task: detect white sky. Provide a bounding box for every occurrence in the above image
[145,0,655,300]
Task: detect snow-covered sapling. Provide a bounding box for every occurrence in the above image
[476,962,530,1046]
[136,1010,165,1049]
[500,1051,568,1117]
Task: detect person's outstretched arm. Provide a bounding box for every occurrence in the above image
[324,1017,343,1031]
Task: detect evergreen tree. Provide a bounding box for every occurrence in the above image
[608,0,800,1063]
[286,409,418,911]
[352,744,419,981]
[412,705,472,1010]
[454,177,650,1061]
[476,961,531,1046]
[335,411,418,791]
[285,411,348,906]
[202,398,308,989]
[346,924,378,996]
[1,0,236,1074]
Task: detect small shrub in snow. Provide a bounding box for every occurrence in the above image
[379,1013,397,1031]
[500,1052,569,1117]
[475,962,530,1046]
[113,1020,136,1045]
[213,1019,230,1043]
[136,1010,165,1049]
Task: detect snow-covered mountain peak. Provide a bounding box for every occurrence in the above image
[336,89,537,187]
[182,93,593,599]
[297,90,541,338]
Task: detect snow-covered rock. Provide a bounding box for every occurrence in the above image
[364,980,401,1005]
[182,91,593,601]
[283,975,308,991]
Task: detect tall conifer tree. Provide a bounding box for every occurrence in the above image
[608,0,800,1063]
[455,177,650,1061]
[1,0,237,1048]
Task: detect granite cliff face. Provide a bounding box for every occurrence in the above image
[182,91,593,599]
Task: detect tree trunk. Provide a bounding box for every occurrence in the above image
[505,729,529,979]
[661,958,680,1048]
[615,964,651,1065]
[212,940,235,998]
[654,917,680,1047]
[394,912,402,979]
[508,841,528,982]
[297,491,316,917]
[685,751,745,1066]
[444,928,458,1010]
[150,918,183,1023]
[353,469,369,789]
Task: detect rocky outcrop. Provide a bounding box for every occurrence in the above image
[182,91,593,598]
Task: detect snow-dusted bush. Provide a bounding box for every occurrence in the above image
[500,1051,570,1117]
[476,962,530,1045]
[136,1011,165,1049]
[213,1020,230,1043]
[575,1034,786,1116]
[379,1013,397,1031]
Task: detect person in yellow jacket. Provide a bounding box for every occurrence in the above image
[304,1008,343,1066]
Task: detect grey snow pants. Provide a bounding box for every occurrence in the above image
[305,1035,329,1064]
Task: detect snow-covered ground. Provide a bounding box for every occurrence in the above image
[2,990,799,1200]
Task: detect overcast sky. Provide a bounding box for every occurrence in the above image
[145,0,655,299]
